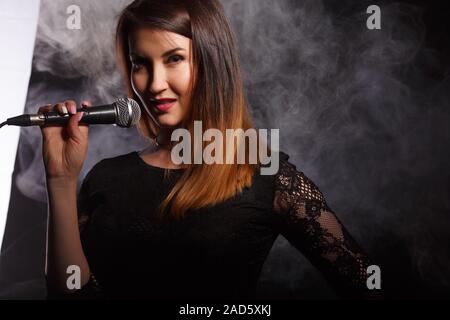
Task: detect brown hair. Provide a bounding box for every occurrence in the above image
[116,0,268,219]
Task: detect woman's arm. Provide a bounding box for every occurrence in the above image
[45,177,91,294]
[272,152,381,298]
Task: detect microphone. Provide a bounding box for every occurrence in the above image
[2,98,141,128]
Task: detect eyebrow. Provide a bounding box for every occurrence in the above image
[130,47,186,59]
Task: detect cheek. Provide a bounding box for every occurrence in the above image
[170,65,192,97]
[132,72,148,92]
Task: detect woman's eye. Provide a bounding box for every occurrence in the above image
[131,59,147,71]
[132,62,142,69]
[167,55,184,64]
[131,55,183,71]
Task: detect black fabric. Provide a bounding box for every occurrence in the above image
[47,150,378,299]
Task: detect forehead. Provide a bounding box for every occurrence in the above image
[129,28,190,54]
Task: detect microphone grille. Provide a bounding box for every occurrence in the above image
[115,98,141,127]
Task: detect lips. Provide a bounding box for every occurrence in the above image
[150,98,177,112]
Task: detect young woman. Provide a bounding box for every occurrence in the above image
[41,0,378,299]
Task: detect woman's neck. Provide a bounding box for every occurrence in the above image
[139,127,185,169]
[155,127,174,148]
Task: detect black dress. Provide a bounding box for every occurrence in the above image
[48,151,377,299]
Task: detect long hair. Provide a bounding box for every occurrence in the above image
[116,0,268,219]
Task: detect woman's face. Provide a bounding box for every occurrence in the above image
[129,28,193,128]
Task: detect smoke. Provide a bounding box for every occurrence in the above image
[16,0,148,203]
[7,0,450,298]
[223,0,450,296]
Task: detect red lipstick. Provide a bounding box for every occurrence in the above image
[150,98,177,112]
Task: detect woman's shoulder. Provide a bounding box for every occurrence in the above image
[273,150,327,208]
[80,151,138,185]
[96,151,137,168]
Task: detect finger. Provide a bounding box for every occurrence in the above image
[59,102,69,115]
[37,104,52,114]
[78,100,91,132]
[63,101,81,137]
[52,102,66,116]
[66,110,85,143]
[81,100,92,109]
[64,100,77,115]
[38,104,62,135]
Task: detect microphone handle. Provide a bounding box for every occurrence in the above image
[43,104,117,125]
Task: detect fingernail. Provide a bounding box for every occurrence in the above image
[61,105,69,114]
[69,105,76,115]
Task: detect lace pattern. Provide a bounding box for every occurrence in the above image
[67,152,381,299]
[273,153,379,298]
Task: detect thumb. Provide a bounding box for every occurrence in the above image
[66,110,85,143]
[78,100,92,135]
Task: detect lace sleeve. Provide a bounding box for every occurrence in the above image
[47,273,104,300]
[272,153,381,299]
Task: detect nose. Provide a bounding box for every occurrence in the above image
[148,63,168,95]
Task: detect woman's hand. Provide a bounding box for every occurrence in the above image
[38,100,92,182]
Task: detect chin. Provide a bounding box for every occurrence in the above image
[157,115,182,128]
